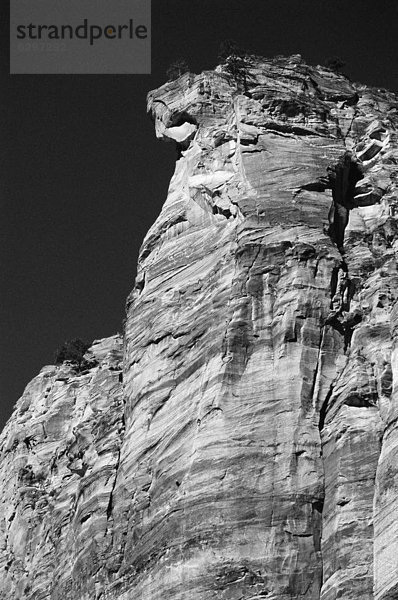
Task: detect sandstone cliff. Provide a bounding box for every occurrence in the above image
[1,55,398,600]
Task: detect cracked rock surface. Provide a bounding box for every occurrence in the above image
[1,55,398,599]
[0,335,124,599]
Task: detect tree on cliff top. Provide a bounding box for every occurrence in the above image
[54,338,91,369]
[218,39,250,90]
[218,39,242,62]
[324,56,346,73]
[166,58,190,82]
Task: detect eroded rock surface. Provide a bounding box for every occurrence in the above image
[0,335,124,598]
[1,55,398,599]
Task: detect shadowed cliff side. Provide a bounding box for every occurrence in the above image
[1,55,398,600]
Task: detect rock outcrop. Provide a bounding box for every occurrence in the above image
[1,55,398,599]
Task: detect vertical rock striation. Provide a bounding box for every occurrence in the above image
[0,335,124,599]
[1,56,398,599]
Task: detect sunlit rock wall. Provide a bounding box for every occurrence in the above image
[1,56,398,600]
[0,335,124,599]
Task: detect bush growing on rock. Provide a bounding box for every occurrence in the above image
[54,338,91,369]
[218,39,250,90]
[324,56,346,73]
[166,58,190,81]
[218,39,240,62]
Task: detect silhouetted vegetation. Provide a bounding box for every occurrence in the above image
[324,56,346,73]
[218,39,244,63]
[166,58,190,81]
[218,39,251,90]
[55,338,91,369]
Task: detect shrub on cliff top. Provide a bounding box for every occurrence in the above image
[166,58,190,81]
[324,56,346,73]
[218,39,250,90]
[54,338,91,368]
[218,39,242,62]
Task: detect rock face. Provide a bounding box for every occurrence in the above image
[1,55,398,599]
[0,335,124,598]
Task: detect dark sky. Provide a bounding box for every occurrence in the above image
[1,0,398,430]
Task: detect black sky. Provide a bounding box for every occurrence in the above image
[1,0,398,430]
